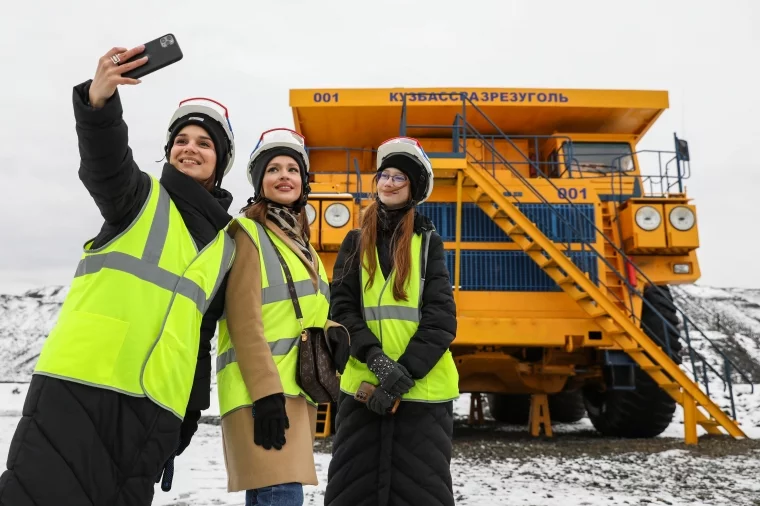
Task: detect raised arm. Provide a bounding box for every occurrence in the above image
[74,46,151,225]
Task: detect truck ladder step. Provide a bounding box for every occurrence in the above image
[461,161,748,442]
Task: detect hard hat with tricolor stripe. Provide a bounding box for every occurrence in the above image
[247,128,311,206]
[165,97,236,185]
[376,136,434,204]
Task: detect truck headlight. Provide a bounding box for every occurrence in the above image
[325,203,350,228]
[669,206,695,231]
[635,206,661,231]
[673,263,691,274]
[305,203,316,225]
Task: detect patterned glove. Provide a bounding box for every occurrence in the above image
[156,453,175,492]
[366,347,415,397]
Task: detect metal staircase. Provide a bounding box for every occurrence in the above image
[401,93,753,443]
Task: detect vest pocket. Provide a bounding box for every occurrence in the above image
[42,310,130,386]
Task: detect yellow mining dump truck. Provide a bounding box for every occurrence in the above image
[291,87,752,444]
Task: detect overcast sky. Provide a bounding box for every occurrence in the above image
[1,0,758,294]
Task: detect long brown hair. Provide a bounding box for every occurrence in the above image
[359,200,415,301]
[240,200,311,242]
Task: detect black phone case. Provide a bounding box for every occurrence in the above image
[122,34,183,79]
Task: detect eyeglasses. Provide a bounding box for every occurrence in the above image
[378,171,408,184]
[250,128,306,158]
[178,97,233,133]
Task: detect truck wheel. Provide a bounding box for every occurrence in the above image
[486,394,530,424]
[548,390,586,423]
[487,391,586,424]
[583,285,682,438]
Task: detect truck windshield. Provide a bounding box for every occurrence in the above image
[565,142,634,174]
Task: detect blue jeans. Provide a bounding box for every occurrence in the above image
[245,483,304,506]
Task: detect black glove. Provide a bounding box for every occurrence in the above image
[177,409,201,456]
[325,326,350,375]
[155,409,201,492]
[253,394,289,450]
[366,386,398,416]
[366,347,414,397]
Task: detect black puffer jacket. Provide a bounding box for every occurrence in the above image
[331,210,457,373]
[324,208,457,506]
[0,80,232,506]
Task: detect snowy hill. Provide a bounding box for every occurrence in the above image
[672,285,760,382]
[0,285,69,382]
[2,284,760,387]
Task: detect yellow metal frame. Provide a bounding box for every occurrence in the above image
[295,85,742,445]
[461,160,744,443]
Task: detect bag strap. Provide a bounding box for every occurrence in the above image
[261,229,304,328]
[418,230,433,307]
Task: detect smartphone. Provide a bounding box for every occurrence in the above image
[355,381,401,414]
[121,34,183,79]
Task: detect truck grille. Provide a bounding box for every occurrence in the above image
[418,203,595,243]
[443,250,598,292]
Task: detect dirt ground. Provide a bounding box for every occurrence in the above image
[310,418,760,459]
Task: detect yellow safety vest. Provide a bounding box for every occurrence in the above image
[216,217,330,417]
[34,175,235,419]
[340,230,459,402]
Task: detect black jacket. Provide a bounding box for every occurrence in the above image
[325,209,457,506]
[74,80,232,413]
[329,211,457,378]
[0,81,232,506]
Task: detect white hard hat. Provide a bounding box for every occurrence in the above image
[247,128,311,205]
[247,128,310,186]
[377,136,434,204]
[165,97,236,180]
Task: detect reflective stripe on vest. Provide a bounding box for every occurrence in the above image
[216,217,330,417]
[34,175,235,419]
[340,230,460,403]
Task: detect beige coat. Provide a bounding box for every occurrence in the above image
[221,219,337,492]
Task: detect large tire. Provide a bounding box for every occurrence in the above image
[583,285,682,438]
[548,390,586,423]
[486,394,530,424]
[487,391,586,424]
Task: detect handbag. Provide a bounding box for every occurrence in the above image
[263,232,340,404]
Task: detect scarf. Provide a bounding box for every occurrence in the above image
[377,201,412,234]
[266,203,313,264]
[159,163,233,249]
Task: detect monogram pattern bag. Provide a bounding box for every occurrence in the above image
[263,233,340,404]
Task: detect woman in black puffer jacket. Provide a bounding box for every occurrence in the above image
[325,137,459,506]
[0,45,236,506]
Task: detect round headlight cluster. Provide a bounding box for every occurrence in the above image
[325,203,350,228]
[669,206,695,231]
[635,206,661,231]
[304,203,316,225]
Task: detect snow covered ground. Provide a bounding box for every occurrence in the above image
[3,285,760,504]
[2,384,760,505]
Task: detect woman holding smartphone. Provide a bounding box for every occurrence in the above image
[0,45,237,506]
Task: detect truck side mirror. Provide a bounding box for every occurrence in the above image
[676,138,690,162]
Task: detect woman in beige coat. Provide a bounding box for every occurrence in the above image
[219,128,347,506]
